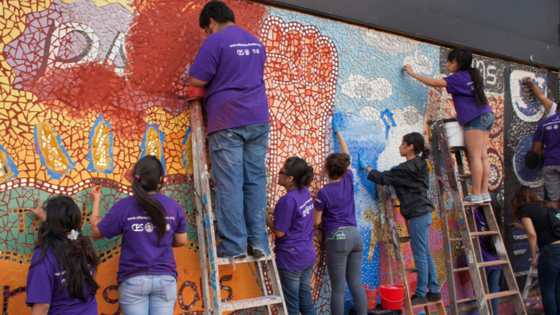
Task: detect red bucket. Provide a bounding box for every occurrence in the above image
[379,285,405,310]
[364,288,379,309]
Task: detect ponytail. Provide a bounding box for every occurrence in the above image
[448,48,488,108]
[402,132,430,160]
[132,155,167,244]
[65,235,100,300]
[325,153,350,180]
[35,196,100,301]
[284,157,314,191]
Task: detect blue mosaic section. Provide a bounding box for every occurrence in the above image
[87,114,115,174]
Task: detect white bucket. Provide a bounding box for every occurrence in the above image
[444,121,464,147]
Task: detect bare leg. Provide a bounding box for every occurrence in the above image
[480,131,491,195]
[551,200,560,209]
[464,129,485,196]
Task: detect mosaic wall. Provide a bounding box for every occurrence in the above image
[0,0,557,314]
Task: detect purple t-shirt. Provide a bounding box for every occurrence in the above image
[189,25,269,134]
[534,113,560,167]
[444,71,493,126]
[26,248,98,314]
[273,187,316,271]
[314,170,357,236]
[98,194,187,283]
[473,209,501,271]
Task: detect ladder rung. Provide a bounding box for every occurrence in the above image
[221,296,284,311]
[217,255,271,266]
[477,260,508,268]
[463,201,491,207]
[453,267,470,272]
[405,268,417,273]
[412,300,445,308]
[470,231,500,237]
[485,290,520,300]
[457,174,471,181]
[449,238,463,242]
[457,297,476,304]
[399,236,411,242]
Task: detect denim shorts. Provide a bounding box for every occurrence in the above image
[463,112,494,132]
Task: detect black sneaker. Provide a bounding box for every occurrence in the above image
[426,292,442,302]
[410,294,428,306]
[248,245,266,258]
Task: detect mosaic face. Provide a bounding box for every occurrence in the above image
[0,1,557,314]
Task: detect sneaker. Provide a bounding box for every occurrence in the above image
[410,294,428,306]
[481,193,492,202]
[463,193,483,204]
[248,245,265,258]
[426,292,442,302]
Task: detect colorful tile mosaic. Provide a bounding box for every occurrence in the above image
[0,0,558,314]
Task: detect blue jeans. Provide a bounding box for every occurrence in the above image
[209,123,270,257]
[118,274,177,315]
[538,242,560,315]
[408,211,440,296]
[278,265,316,315]
[486,269,501,315]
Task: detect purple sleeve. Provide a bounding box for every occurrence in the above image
[473,209,484,232]
[189,41,218,83]
[274,198,294,233]
[533,121,544,142]
[443,73,460,94]
[26,253,52,306]
[97,203,124,239]
[175,202,187,234]
[314,190,326,211]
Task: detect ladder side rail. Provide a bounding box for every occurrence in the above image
[377,184,396,284]
[465,206,491,302]
[267,256,289,313]
[480,205,527,314]
[190,98,222,314]
[429,126,459,315]
[254,261,274,315]
[434,121,489,314]
[453,150,469,198]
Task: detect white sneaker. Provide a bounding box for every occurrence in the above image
[463,194,483,204]
[481,193,491,202]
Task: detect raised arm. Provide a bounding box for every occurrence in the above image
[524,77,554,115]
[403,65,447,88]
[333,117,351,169]
[90,185,105,239]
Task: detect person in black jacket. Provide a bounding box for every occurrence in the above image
[359,132,441,306]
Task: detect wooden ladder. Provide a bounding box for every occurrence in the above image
[429,119,526,315]
[188,89,288,315]
[378,184,447,315]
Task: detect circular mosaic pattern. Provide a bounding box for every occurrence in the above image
[487,148,503,192]
[513,135,544,187]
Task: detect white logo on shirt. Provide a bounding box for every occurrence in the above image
[166,224,171,231]
[244,49,250,55]
[145,222,154,233]
[131,223,144,232]
[237,50,244,56]
[555,125,559,129]
[547,126,553,130]
[252,48,260,54]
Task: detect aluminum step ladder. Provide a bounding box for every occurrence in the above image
[429,118,526,315]
[378,184,447,315]
[188,88,287,315]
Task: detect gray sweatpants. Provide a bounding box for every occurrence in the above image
[325,226,368,315]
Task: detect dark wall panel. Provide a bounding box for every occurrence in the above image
[259,0,560,69]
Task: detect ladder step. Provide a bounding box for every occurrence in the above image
[463,201,491,207]
[399,236,411,242]
[217,255,271,266]
[457,174,471,181]
[477,260,508,268]
[485,290,520,300]
[457,297,477,304]
[221,296,284,311]
[449,238,463,242]
[453,267,470,272]
[470,231,500,237]
[405,268,417,273]
[412,300,446,308]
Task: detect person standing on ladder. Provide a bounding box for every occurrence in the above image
[189,1,270,259]
[404,48,494,204]
[359,132,442,306]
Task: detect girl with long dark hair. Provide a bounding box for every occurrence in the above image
[90,155,188,315]
[313,121,367,315]
[266,157,316,315]
[511,186,560,315]
[360,132,441,306]
[404,48,494,204]
[26,196,100,315]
